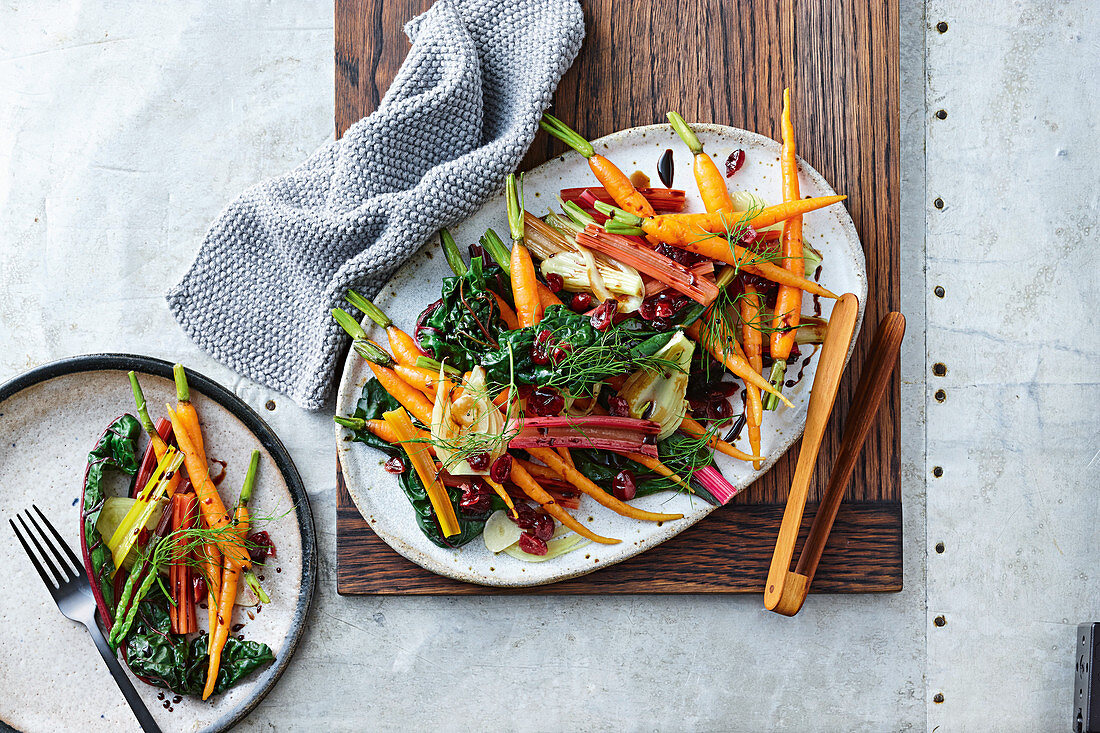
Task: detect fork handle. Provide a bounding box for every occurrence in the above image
[84,614,163,733]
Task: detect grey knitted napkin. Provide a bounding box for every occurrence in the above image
[167,0,584,409]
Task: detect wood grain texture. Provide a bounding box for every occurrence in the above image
[336,477,901,594]
[334,0,900,594]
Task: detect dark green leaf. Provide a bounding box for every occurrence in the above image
[81,414,141,614]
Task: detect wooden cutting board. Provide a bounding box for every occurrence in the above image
[333,0,901,594]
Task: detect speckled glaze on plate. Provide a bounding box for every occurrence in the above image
[336,124,866,587]
[0,355,315,732]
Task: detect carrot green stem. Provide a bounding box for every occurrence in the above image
[604,221,647,236]
[479,228,512,277]
[593,201,644,227]
[244,571,270,604]
[173,363,190,403]
[505,173,524,244]
[560,200,596,228]
[440,229,467,277]
[128,371,158,437]
[332,308,369,340]
[346,290,391,328]
[351,339,396,367]
[238,450,260,506]
[414,355,461,376]
[539,113,594,158]
[667,112,704,155]
[762,360,788,411]
[334,415,367,430]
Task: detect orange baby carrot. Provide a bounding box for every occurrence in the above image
[667,112,735,214]
[771,87,805,363]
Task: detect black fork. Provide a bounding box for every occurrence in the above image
[10,505,163,732]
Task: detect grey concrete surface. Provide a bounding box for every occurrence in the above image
[0,0,1092,730]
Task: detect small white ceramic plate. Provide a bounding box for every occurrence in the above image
[336,124,866,587]
[0,355,315,732]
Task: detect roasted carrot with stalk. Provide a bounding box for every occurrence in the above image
[128,371,181,498]
[527,447,683,522]
[165,406,249,569]
[685,320,793,408]
[506,174,544,328]
[173,365,207,466]
[383,407,461,538]
[738,284,766,468]
[540,113,656,218]
[765,88,805,410]
[602,205,837,300]
[202,452,259,700]
[334,416,434,452]
[645,195,846,235]
[332,308,436,424]
[346,290,424,367]
[342,337,456,400]
[667,111,735,213]
[508,459,619,544]
[679,416,763,462]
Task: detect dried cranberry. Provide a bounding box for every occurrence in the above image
[708,381,739,397]
[247,531,276,563]
[612,470,637,501]
[192,575,208,604]
[467,452,491,471]
[608,395,630,417]
[638,298,658,321]
[589,299,618,331]
[545,273,564,293]
[570,292,594,312]
[518,532,549,556]
[383,456,406,474]
[654,299,675,319]
[725,149,745,177]
[529,513,554,541]
[709,398,733,421]
[459,482,492,514]
[531,347,549,365]
[651,317,673,331]
[535,329,553,347]
[490,454,512,483]
[528,387,565,416]
[740,226,759,246]
[511,503,539,528]
[550,343,572,363]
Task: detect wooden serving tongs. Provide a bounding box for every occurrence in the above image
[764,294,906,616]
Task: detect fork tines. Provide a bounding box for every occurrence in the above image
[10,504,86,591]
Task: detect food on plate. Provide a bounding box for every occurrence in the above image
[336,92,846,561]
[78,366,276,700]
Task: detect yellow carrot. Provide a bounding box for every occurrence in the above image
[679,416,764,462]
[383,408,460,537]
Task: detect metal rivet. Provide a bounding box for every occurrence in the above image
[936,21,948,33]
[265,400,276,411]
[935,542,945,553]
[934,285,945,298]
[935,109,948,120]
[933,466,943,477]
[933,693,945,703]
[934,615,947,627]
[934,197,944,209]
[935,389,947,402]
[932,362,947,376]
